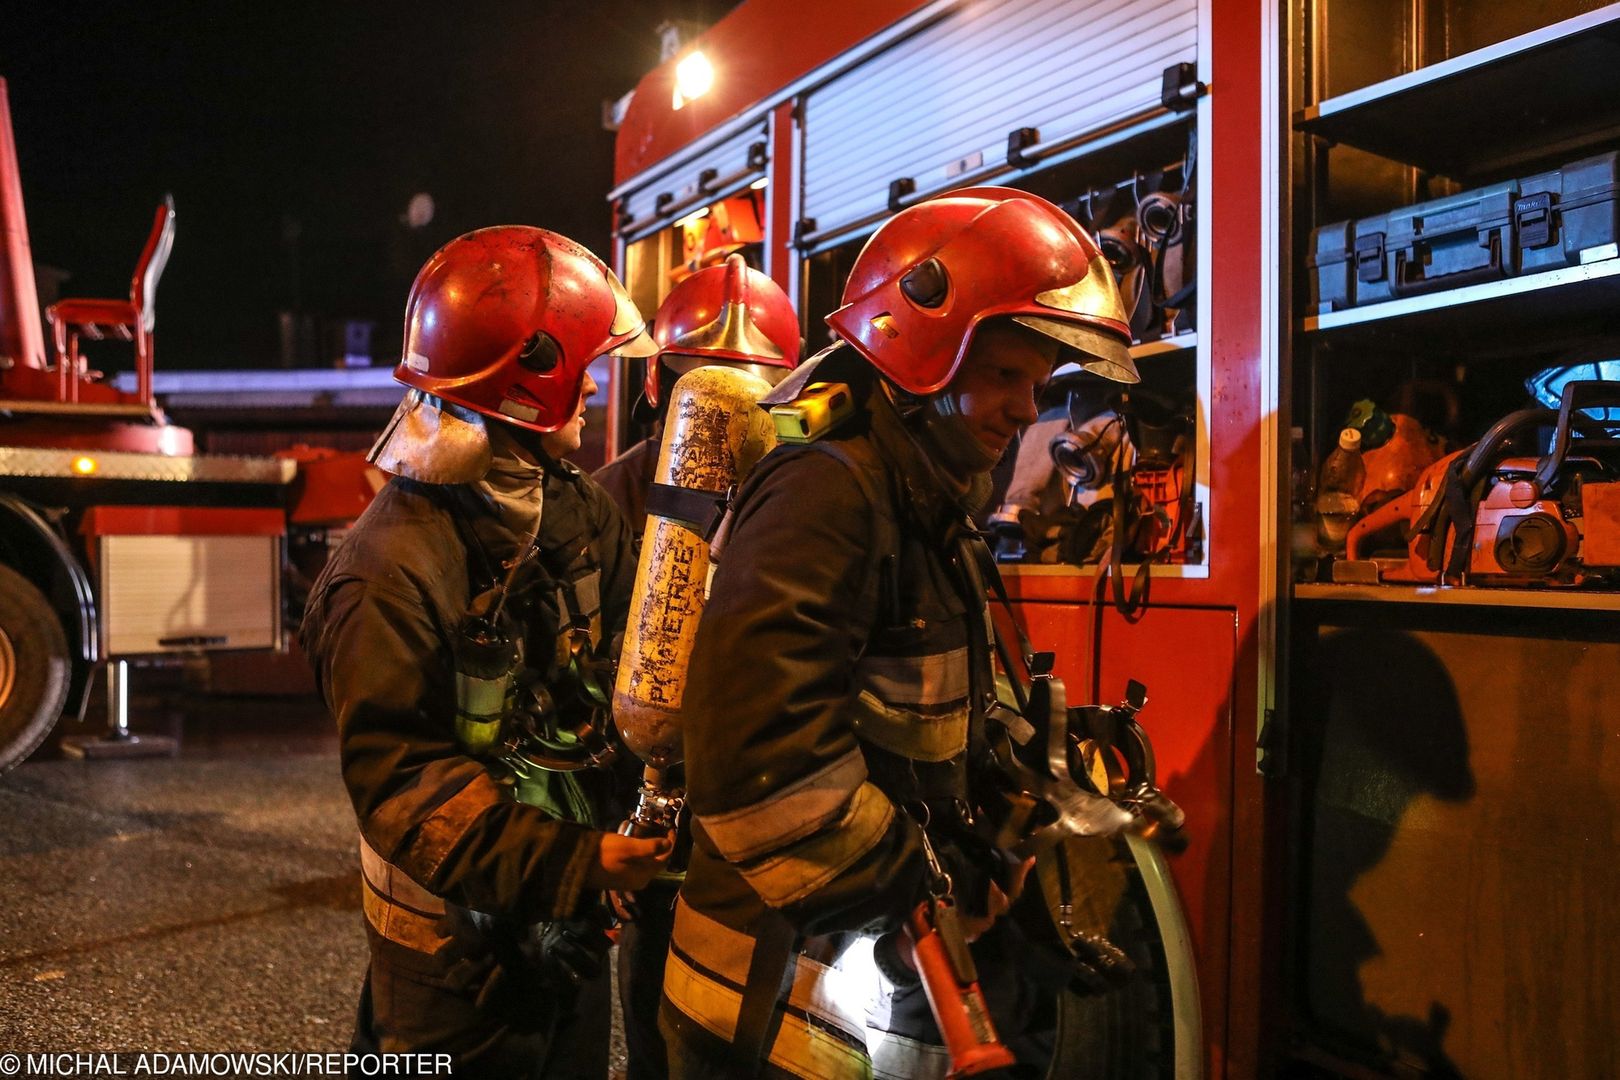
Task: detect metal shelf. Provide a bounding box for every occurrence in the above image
[1295,582,1620,612]
[1300,254,1620,353]
[1295,4,1620,178]
[1130,332,1197,360]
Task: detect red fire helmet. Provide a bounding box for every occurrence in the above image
[825,187,1137,395]
[645,253,801,407]
[395,226,656,433]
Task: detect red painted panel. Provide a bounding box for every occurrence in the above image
[1010,599,1235,1075]
[615,0,933,185]
[80,505,285,537]
[765,101,796,290]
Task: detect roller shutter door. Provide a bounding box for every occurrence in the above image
[800,0,1198,246]
[617,119,770,241]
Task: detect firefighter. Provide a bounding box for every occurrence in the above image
[593,253,800,1080]
[658,188,1138,1078]
[300,226,673,1079]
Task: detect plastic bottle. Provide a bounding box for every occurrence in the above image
[1315,427,1365,555]
[1289,427,1321,580]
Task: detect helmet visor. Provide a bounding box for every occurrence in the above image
[605,269,659,357]
[1013,315,1139,384]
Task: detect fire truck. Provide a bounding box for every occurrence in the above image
[605,1,1620,1078]
[0,78,381,773]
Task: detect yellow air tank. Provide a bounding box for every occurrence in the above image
[613,365,777,829]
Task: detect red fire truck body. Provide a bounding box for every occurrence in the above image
[606,2,1273,1075]
[0,78,379,772]
[610,3,1620,1077]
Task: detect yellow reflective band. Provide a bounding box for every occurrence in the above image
[850,691,968,764]
[869,1028,950,1080]
[358,870,450,956]
[854,648,970,707]
[664,952,874,1079]
[665,900,874,1079]
[454,714,504,755]
[358,836,446,916]
[736,782,896,908]
[698,749,868,863]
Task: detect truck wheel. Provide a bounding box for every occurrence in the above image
[1037,835,1183,1080]
[0,563,71,774]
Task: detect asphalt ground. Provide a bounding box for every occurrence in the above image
[0,674,631,1074]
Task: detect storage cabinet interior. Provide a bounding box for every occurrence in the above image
[1290,1,1620,599]
[614,187,770,453]
[798,117,1209,574]
[1284,4,1620,1077]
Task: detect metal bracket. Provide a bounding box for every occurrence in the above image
[888,177,916,213]
[793,217,818,247]
[1160,62,1205,113]
[1006,126,1041,168]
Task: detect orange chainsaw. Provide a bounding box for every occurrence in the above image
[1342,380,1620,586]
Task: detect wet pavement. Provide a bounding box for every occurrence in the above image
[0,678,631,1073]
[0,686,364,1054]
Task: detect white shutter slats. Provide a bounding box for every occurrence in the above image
[801,0,1198,244]
[619,120,769,238]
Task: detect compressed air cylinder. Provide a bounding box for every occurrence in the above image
[613,365,777,769]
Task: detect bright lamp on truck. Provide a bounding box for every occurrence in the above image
[673,50,714,109]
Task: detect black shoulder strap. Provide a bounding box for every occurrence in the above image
[731,911,798,1071]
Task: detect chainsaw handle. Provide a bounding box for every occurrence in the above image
[1535,380,1620,496]
[1345,494,1409,560]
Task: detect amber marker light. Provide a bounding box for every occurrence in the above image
[72,455,98,475]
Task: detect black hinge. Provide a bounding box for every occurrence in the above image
[888,177,916,213]
[1514,191,1555,249]
[654,191,674,216]
[793,217,818,247]
[747,140,768,171]
[697,167,719,192]
[1161,62,1205,112]
[1355,231,1386,283]
[1006,126,1040,169]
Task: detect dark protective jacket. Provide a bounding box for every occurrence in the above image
[592,433,659,538]
[661,347,1007,1077]
[300,457,635,1070]
[593,428,679,1080]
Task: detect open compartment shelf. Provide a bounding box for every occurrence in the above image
[1295,4,1620,178]
[1130,332,1198,360]
[1301,254,1620,355]
[1294,581,1620,611]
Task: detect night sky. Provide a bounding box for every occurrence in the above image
[3,1,736,370]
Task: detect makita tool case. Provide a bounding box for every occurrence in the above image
[1516,151,1620,275]
[1308,151,1619,314]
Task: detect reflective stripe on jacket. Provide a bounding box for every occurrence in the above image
[301,460,636,1046]
[667,349,995,1075]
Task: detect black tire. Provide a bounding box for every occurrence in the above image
[0,563,71,774]
[1041,835,1178,1080]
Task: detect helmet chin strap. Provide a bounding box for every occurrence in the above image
[922,391,1004,476]
[884,379,1001,513]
